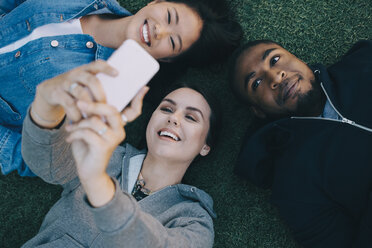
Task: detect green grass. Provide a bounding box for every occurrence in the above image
[1,0,371,247]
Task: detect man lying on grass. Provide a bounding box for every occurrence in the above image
[229,39,372,248]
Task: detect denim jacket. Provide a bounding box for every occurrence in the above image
[0,0,130,176]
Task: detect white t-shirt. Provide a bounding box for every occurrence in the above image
[0,18,83,54]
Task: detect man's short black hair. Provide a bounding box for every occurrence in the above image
[228,40,283,104]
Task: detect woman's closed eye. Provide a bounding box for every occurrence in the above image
[160,106,173,113]
[167,9,171,24]
[170,37,175,50]
[185,114,197,122]
[166,9,178,52]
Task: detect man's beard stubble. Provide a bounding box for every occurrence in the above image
[293,79,326,117]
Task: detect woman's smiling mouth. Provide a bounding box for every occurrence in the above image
[140,20,151,47]
[158,129,181,141]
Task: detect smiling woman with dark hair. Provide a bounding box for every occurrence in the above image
[0,0,241,177]
[21,60,222,247]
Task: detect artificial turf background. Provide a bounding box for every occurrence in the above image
[0,0,371,247]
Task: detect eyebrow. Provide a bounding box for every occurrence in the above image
[163,98,176,105]
[186,106,204,119]
[262,48,277,61]
[162,98,204,119]
[243,48,277,90]
[177,35,183,52]
[173,8,179,24]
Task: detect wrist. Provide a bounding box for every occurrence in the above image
[30,100,65,128]
[81,173,115,208]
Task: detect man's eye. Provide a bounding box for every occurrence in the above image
[167,10,171,24]
[186,115,196,122]
[252,79,262,90]
[161,107,173,113]
[170,37,175,50]
[270,56,280,66]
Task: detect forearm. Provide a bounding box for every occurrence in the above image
[31,88,66,129]
[21,109,78,186]
[81,173,115,208]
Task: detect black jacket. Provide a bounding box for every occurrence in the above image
[235,40,372,248]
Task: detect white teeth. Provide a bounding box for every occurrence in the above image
[159,131,179,141]
[142,23,149,43]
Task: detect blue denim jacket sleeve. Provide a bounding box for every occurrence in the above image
[0,0,25,15]
[0,125,34,176]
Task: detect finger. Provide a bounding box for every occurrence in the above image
[66,116,110,137]
[66,128,102,145]
[121,86,149,123]
[66,82,94,104]
[68,72,106,103]
[66,124,125,148]
[82,60,118,76]
[76,101,123,130]
[56,91,83,122]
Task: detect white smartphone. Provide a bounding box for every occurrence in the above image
[96,39,159,112]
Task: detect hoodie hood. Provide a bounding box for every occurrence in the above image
[177,184,217,218]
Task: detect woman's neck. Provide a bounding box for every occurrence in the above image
[80,14,133,49]
[140,153,191,192]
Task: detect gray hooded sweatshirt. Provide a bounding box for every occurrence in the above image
[21,111,216,248]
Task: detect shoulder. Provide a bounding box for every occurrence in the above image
[344,40,372,57]
[103,0,132,16]
[329,40,372,72]
[235,118,327,188]
[175,184,216,219]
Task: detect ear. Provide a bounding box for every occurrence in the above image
[147,0,163,6]
[250,106,266,119]
[199,144,211,156]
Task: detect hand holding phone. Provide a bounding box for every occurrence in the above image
[96,39,159,112]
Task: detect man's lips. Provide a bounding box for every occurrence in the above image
[282,77,300,103]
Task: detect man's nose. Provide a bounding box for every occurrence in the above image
[154,24,171,40]
[269,70,286,90]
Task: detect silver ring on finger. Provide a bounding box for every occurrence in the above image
[97,127,107,136]
[68,83,79,94]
